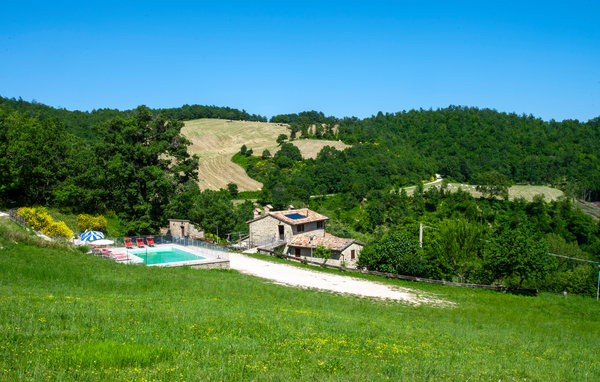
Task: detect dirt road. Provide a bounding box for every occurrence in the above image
[229,253,447,305]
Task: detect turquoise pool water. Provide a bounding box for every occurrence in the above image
[128,247,205,265]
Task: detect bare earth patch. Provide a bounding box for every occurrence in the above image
[291,139,349,159]
[230,253,449,306]
[182,119,350,191]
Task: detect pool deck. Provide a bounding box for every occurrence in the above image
[106,244,230,269]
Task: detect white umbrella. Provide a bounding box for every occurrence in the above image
[90,239,114,246]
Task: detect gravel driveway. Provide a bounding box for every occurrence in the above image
[229,253,446,305]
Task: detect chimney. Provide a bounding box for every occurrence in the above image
[264,204,273,215]
[253,208,262,219]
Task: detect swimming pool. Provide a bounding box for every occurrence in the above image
[128,247,205,265]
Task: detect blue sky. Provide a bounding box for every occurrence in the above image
[1,1,598,121]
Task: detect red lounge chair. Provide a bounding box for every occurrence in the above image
[92,248,112,258]
[146,237,156,247]
[124,238,134,249]
[136,238,145,248]
[109,252,129,262]
[103,248,119,258]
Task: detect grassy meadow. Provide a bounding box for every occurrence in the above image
[1,219,599,381]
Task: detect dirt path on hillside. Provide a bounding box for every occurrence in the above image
[229,253,448,305]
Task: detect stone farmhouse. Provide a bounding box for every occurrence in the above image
[247,206,363,267]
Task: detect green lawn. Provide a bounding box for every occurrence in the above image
[1,220,599,381]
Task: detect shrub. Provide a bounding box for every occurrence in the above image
[227,183,239,197]
[17,207,52,230]
[77,214,107,233]
[539,265,597,296]
[484,226,556,287]
[16,207,73,239]
[431,219,484,283]
[315,245,331,264]
[358,231,429,278]
[42,221,74,239]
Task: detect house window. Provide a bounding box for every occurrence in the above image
[295,248,301,257]
[317,221,323,229]
[297,224,304,232]
[351,250,355,260]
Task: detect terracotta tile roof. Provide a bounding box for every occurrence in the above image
[267,208,329,225]
[288,233,361,252]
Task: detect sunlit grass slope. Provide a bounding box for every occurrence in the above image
[0,220,598,381]
[406,183,564,202]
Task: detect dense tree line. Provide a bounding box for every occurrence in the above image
[270,110,337,139]
[0,96,267,139]
[0,106,202,233]
[0,96,124,139]
[159,104,266,123]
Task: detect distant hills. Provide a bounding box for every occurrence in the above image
[2,96,599,201]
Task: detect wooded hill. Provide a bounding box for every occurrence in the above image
[0,96,267,139]
[270,107,600,202]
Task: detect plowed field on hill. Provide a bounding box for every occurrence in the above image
[182,119,348,191]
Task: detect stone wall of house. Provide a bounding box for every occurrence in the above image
[168,219,204,239]
[286,242,361,263]
[249,216,293,247]
[189,225,204,239]
[286,246,342,261]
[285,246,360,269]
[291,221,325,237]
[339,243,362,268]
[286,246,313,259]
[169,219,188,237]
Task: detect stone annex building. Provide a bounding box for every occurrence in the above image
[247,206,363,267]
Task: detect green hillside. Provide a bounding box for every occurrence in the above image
[1,219,598,381]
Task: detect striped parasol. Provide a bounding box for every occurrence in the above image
[79,230,105,242]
